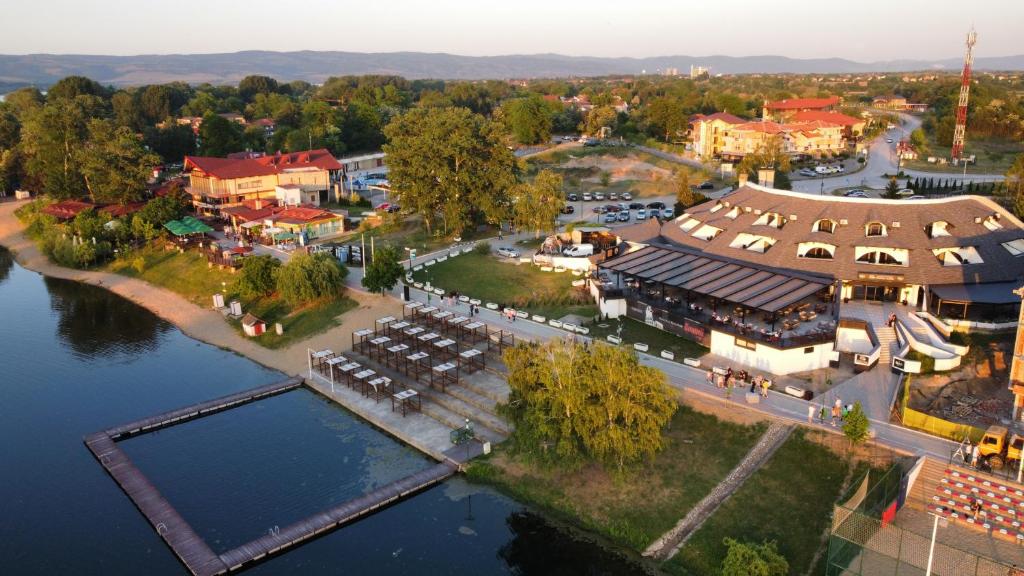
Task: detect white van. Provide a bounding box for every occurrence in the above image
[562,244,595,257]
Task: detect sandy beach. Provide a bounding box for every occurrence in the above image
[0,199,401,376]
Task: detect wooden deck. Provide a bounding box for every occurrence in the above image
[84,432,229,576]
[104,377,303,440]
[218,461,457,571]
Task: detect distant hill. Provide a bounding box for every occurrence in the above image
[1,50,1023,88]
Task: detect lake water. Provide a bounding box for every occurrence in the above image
[0,247,650,575]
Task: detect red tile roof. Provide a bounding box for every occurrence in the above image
[42,200,95,220]
[274,206,339,225]
[184,149,342,180]
[789,110,862,127]
[764,97,839,111]
[99,202,146,217]
[691,112,745,125]
[221,204,283,223]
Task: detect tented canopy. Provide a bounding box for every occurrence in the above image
[163,216,213,236]
[930,282,1020,305]
[273,231,296,241]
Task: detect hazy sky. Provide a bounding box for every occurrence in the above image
[3,0,1021,60]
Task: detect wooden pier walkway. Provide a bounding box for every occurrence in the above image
[218,461,457,571]
[84,432,229,576]
[84,376,458,576]
[103,377,303,440]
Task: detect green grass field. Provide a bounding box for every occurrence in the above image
[586,316,707,360]
[467,406,766,551]
[229,295,357,349]
[107,244,238,306]
[903,135,1023,174]
[665,431,854,576]
[412,251,596,319]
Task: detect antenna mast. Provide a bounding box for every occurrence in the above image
[951,28,977,163]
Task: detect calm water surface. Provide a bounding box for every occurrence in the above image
[0,247,650,575]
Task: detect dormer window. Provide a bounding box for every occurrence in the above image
[933,247,983,266]
[855,247,907,267]
[729,233,777,253]
[798,242,836,260]
[1002,238,1024,256]
[753,211,786,229]
[813,219,837,234]
[724,206,741,220]
[925,221,953,238]
[982,214,1003,231]
[692,224,723,241]
[865,222,887,237]
[709,202,724,214]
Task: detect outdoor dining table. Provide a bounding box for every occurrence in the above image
[386,343,409,368]
[339,362,361,387]
[311,349,334,372]
[366,377,393,402]
[434,338,457,360]
[433,311,453,320]
[388,321,411,335]
[353,369,377,395]
[405,351,430,377]
[391,389,421,416]
[417,332,440,351]
[458,348,484,373]
[431,362,458,392]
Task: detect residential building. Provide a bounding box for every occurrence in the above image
[597,183,1024,375]
[719,120,846,159]
[762,96,840,122]
[690,112,745,159]
[183,149,342,215]
[873,96,928,112]
[690,65,710,79]
[222,198,346,244]
[788,110,866,138]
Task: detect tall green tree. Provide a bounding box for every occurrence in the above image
[238,75,280,101]
[198,112,244,156]
[884,177,901,199]
[237,255,281,297]
[500,339,677,470]
[580,105,617,136]
[47,76,107,101]
[361,245,405,295]
[383,107,516,236]
[20,98,91,198]
[842,402,870,446]
[673,168,693,210]
[1006,154,1024,218]
[721,539,788,576]
[504,95,553,145]
[512,170,563,238]
[645,96,687,142]
[276,252,347,305]
[77,119,160,205]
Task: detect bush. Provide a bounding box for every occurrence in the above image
[237,255,281,297]
[473,241,491,255]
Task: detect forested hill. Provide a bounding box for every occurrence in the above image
[2,51,1023,89]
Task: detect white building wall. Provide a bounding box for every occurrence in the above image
[709,330,834,375]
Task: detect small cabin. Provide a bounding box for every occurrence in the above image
[241,313,267,337]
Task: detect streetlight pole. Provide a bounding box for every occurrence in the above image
[925,511,944,576]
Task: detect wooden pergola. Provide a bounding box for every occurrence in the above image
[401,325,425,345]
[429,310,453,328]
[323,356,348,384]
[487,327,515,355]
[391,389,421,417]
[443,315,468,337]
[365,376,393,403]
[433,337,458,362]
[374,316,396,336]
[386,320,411,338]
[431,362,458,393]
[368,336,391,361]
[337,361,362,388]
[458,348,485,374]
[412,305,437,323]
[459,321,488,344]
[352,368,377,394]
[404,351,431,381]
[402,301,423,319]
[385,343,410,370]
[416,331,440,352]
[351,328,374,354]
[310,349,335,374]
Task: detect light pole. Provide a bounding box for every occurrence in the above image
[925,511,946,576]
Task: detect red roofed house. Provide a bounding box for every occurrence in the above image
[41,200,96,221]
[788,110,866,138]
[762,97,841,122]
[690,112,745,159]
[719,120,846,159]
[183,149,342,215]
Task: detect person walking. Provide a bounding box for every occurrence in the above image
[819,404,828,424]
[808,403,815,423]
[706,369,714,387]
[760,378,770,398]
[971,443,981,469]
[830,403,839,427]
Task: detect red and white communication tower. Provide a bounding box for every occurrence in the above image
[951,28,977,163]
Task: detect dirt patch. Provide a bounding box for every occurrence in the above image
[562,154,673,183]
[907,335,1015,428]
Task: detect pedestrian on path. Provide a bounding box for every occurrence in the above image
[971,443,981,468]
[706,369,714,387]
[760,378,770,398]
[819,404,827,424]
[725,379,732,399]
[808,403,815,423]
[831,403,840,427]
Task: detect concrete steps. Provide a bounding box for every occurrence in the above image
[876,325,898,367]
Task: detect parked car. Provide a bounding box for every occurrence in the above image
[593,205,607,214]
[602,212,617,224]
[885,138,894,143]
[628,202,644,210]
[561,205,575,214]
[497,247,520,259]
[617,211,630,222]
[699,181,714,190]
[905,195,926,200]
[844,190,868,198]
[636,208,647,220]
[567,193,579,202]
[896,189,915,197]
[582,192,593,201]
[593,192,606,201]
[605,204,621,213]
[647,201,666,210]
[799,168,817,177]
[662,208,675,219]
[621,192,633,200]
[583,138,600,147]
[608,192,618,200]
[618,202,630,210]
[563,243,595,257]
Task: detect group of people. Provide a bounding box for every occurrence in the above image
[806,399,851,427]
[706,367,772,399]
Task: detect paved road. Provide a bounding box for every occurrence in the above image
[792,113,1005,195]
[342,244,958,461]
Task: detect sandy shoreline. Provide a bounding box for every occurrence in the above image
[0,199,401,377]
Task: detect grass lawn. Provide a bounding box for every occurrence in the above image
[229,295,357,349]
[586,316,707,360]
[336,216,499,257]
[107,244,238,307]
[412,252,596,319]
[466,406,766,551]
[902,135,1023,174]
[664,431,854,576]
